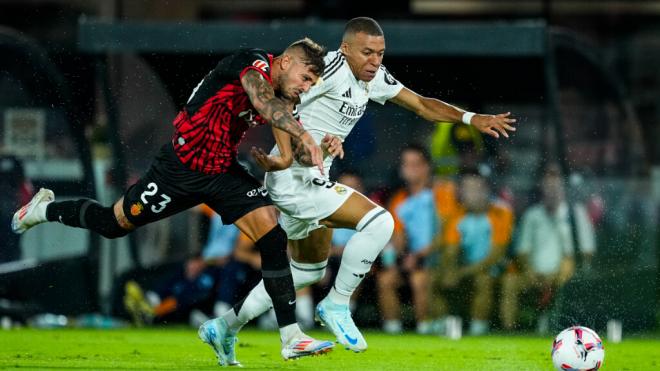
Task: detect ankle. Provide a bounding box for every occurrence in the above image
[279,323,302,345]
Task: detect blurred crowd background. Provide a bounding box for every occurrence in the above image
[0,0,658,337]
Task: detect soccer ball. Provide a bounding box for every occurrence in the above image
[551,326,605,370]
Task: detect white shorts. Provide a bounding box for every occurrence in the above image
[264,166,355,240]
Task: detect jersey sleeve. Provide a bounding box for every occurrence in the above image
[232,48,272,83]
[369,65,404,105]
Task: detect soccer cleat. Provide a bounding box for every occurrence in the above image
[11,188,54,234]
[123,281,154,327]
[198,318,241,367]
[281,333,334,360]
[315,297,367,352]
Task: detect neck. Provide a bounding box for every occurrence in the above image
[407,180,428,194]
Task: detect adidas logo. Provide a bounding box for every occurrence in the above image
[341,88,352,98]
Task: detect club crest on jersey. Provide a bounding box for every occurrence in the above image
[130,202,144,216]
[334,185,347,195]
[252,59,268,72]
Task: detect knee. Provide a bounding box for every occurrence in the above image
[360,209,395,251]
[255,225,290,275]
[103,218,130,239]
[377,210,395,236]
[360,207,394,236]
[113,199,135,230]
[87,201,130,239]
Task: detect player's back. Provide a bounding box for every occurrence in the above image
[174,48,272,174]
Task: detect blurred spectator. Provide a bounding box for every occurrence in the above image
[123,207,260,326]
[499,164,596,332]
[378,144,440,334]
[0,155,33,263]
[440,168,513,335]
[430,122,485,177]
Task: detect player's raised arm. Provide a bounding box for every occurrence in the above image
[389,87,517,139]
[241,69,325,174]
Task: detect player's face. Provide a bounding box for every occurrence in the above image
[341,32,385,82]
[400,150,430,184]
[279,56,319,101]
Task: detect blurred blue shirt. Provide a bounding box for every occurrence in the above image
[202,215,240,259]
[332,228,356,248]
[395,189,439,253]
[458,213,492,265]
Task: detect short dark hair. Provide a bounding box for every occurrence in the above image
[401,143,432,164]
[286,37,327,76]
[343,17,384,40]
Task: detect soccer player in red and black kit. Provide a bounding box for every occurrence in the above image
[11,38,336,364]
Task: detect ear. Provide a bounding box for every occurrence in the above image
[280,54,292,70]
[340,41,349,54]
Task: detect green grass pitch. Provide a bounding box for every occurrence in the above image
[1,328,658,370]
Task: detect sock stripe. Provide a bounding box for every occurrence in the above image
[261,267,292,278]
[291,262,327,272]
[332,283,351,297]
[358,209,386,232]
[79,200,94,228]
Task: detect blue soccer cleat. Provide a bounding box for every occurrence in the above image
[315,297,367,352]
[198,318,241,367]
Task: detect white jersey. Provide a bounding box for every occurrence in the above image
[265,50,404,239]
[270,50,404,173]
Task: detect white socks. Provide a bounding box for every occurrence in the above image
[222,259,327,333]
[295,292,314,329]
[328,207,394,305]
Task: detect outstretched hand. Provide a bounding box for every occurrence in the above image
[471,112,517,139]
[321,133,344,159]
[250,146,277,171]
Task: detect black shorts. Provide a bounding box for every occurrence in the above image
[123,143,272,227]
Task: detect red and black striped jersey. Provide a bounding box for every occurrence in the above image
[172,48,273,174]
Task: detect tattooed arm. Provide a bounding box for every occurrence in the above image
[241,69,324,173]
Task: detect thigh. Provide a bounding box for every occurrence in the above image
[289,227,333,263]
[321,191,378,229]
[265,171,356,239]
[233,205,279,242]
[205,164,273,227]
[122,162,199,227]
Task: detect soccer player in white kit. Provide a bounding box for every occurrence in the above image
[207,17,517,360]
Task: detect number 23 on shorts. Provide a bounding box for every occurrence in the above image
[139,182,172,213]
